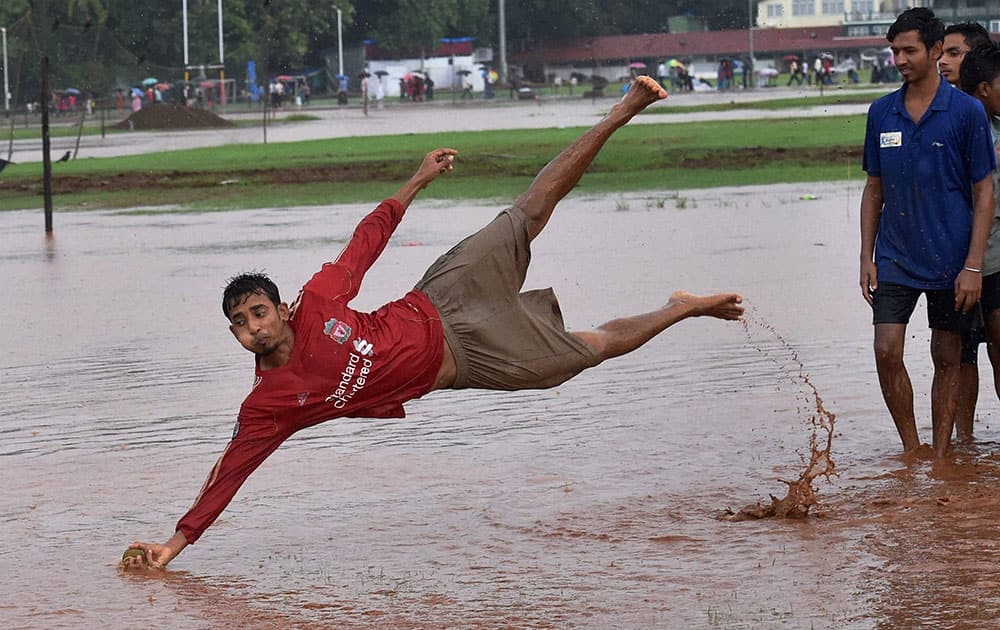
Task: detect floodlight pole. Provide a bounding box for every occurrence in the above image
[218,0,226,105]
[182,0,190,81]
[1,27,9,115]
[334,6,344,76]
[498,0,507,83]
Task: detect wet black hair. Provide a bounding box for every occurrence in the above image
[222,272,281,318]
[944,21,991,52]
[960,41,1000,97]
[886,7,944,52]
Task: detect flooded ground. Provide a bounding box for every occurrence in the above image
[6,182,1000,628]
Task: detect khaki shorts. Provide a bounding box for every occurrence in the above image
[415,206,598,390]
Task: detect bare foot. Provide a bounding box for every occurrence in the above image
[667,291,744,320]
[618,75,668,116]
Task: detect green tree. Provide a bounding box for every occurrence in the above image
[355,0,492,55]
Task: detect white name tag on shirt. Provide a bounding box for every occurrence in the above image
[880,131,903,148]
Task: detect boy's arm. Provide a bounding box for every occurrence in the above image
[122,427,288,569]
[314,148,459,302]
[956,174,995,311]
[390,148,457,208]
[859,175,883,305]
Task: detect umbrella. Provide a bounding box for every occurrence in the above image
[154,83,170,91]
[409,70,426,79]
[275,74,294,81]
[782,54,799,61]
[64,87,81,95]
[668,58,683,68]
[131,87,143,97]
[456,69,472,76]
[141,77,158,87]
[374,70,389,77]
[628,62,646,69]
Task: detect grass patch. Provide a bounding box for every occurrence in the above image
[646,91,891,115]
[0,114,867,212]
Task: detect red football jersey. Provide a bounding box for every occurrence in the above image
[176,199,445,544]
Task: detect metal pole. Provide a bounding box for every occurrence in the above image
[335,6,343,76]
[2,27,9,115]
[498,0,507,83]
[748,0,754,62]
[218,0,224,64]
[218,0,226,106]
[41,56,53,234]
[183,0,190,82]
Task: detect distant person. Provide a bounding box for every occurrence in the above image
[859,8,995,457]
[657,61,668,89]
[788,59,803,86]
[121,77,744,569]
[939,21,992,440]
[960,41,1000,439]
[425,75,434,101]
[130,91,142,113]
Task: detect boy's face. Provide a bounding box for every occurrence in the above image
[976,74,1000,118]
[227,291,290,357]
[891,30,942,84]
[939,33,971,86]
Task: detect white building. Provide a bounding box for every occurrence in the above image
[756,0,1000,33]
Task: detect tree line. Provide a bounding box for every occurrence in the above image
[0,0,751,99]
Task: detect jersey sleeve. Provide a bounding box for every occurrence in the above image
[175,423,289,544]
[303,199,406,303]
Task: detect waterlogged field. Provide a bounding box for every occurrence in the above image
[7,182,1000,627]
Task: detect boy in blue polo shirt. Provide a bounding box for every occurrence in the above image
[859,7,995,457]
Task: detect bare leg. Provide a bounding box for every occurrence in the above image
[571,291,743,362]
[930,329,962,457]
[873,323,920,452]
[988,309,1000,402]
[954,363,978,440]
[515,76,667,241]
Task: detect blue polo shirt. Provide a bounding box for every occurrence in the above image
[863,78,995,289]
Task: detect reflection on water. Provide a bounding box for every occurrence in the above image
[5,184,1000,627]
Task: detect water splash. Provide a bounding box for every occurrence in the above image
[719,303,838,521]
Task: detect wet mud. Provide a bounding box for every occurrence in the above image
[720,306,837,522]
[7,183,1000,627]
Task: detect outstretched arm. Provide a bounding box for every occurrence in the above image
[390,148,458,208]
[308,148,461,303]
[121,427,288,570]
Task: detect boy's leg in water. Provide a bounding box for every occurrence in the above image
[570,291,744,371]
[515,75,667,241]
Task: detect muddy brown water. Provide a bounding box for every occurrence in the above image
[6,182,1000,628]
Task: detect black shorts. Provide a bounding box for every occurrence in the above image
[981,271,1000,318]
[961,303,986,365]
[871,282,971,332]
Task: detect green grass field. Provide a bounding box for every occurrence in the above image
[0,113,868,212]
